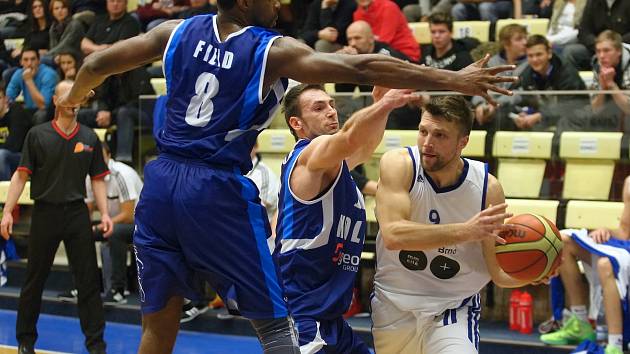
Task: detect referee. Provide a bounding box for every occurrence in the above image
[1,80,113,354]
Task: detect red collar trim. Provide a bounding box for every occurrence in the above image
[51,120,79,140]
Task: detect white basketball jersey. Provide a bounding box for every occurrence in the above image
[374,146,491,314]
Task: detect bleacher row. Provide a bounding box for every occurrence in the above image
[257,129,624,231]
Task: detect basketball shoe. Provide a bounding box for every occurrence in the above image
[540,314,595,345]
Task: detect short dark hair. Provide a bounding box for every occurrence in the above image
[423,95,473,136]
[283,83,326,140]
[526,34,550,50]
[596,30,623,51]
[20,47,39,60]
[428,12,453,32]
[217,0,236,10]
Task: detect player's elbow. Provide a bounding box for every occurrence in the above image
[381,225,405,250]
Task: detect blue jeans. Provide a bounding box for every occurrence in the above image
[0,148,21,180]
[452,1,513,22]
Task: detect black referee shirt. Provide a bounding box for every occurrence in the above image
[17,121,109,203]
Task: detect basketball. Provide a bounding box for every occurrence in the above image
[495,214,563,283]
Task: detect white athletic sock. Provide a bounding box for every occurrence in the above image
[570,305,588,322]
[608,334,623,349]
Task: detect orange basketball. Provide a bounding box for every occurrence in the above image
[495,214,563,283]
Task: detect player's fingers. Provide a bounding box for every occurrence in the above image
[474,53,490,68]
[481,203,508,215]
[480,91,497,107]
[487,64,516,75]
[494,233,506,245]
[490,75,519,84]
[486,83,513,96]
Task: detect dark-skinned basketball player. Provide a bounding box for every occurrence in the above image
[55,0,518,352]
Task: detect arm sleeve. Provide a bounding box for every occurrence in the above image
[299,1,322,47]
[85,176,94,203]
[47,20,86,57]
[115,168,141,203]
[89,137,109,179]
[375,3,404,44]
[333,0,357,44]
[6,69,22,101]
[576,1,595,51]
[40,70,59,107]
[17,130,35,174]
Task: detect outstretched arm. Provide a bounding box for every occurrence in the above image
[266,37,516,105]
[59,20,181,107]
[376,149,510,251]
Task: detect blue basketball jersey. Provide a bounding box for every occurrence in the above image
[158,14,288,172]
[275,139,367,320]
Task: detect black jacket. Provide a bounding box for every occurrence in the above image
[299,0,356,47]
[512,54,587,126]
[420,39,474,71]
[578,0,630,52]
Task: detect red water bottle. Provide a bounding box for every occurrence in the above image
[519,291,533,334]
[509,290,522,331]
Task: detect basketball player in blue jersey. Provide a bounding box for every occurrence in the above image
[372,96,549,354]
[55,0,519,351]
[276,84,419,353]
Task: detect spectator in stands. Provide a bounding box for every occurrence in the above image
[522,0,552,18]
[86,140,142,305]
[563,0,630,71]
[247,141,280,237]
[135,0,190,31]
[335,20,420,129]
[473,24,527,129]
[298,0,356,52]
[12,0,52,60]
[420,12,473,71]
[353,0,420,62]
[80,0,143,163]
[539,175,630,354]
[81,0,140,57]
[0,82,31,181]
[71,0,106,28]
[46,0,85,59]
[55,50,80,80]
[6,48,58,125]
[507,35,585,131]
[546,0,585,49]
[402,0,453,23]
[451,0,520,24]
[0,0,28,39]
[1,80,110,354]
[587,30,630,132]
[176,0,217,19]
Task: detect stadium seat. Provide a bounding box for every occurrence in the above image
[257,129,295,176]
[560,132,622,200]
[3,38,23,51]
[365,196,376,223]
[453,21,490,43]
[462,130,486,158]
[565,200,623,230]
[492,131,553,198]
[0,181,33,205]
[127,0,138,13]
[408,22,431,44]
[495,18,549,41]
[579,71,594,88]
[506,198,559,223]
[150,78,166,96]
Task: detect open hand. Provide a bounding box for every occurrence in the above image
[454,54,518,106]
[463,203,513,244]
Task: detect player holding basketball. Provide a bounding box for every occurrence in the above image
[373,95,543,354]
[540,176,630,354]
[56,0,517,352]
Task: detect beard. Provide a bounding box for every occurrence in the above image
[421,152,457,172]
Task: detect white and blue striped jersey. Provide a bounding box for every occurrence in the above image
[158,14,288,173]
[374,146,491,314]
[275,139,366,320]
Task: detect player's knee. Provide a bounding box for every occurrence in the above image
[250,317,300,354]
[596,257,614,278]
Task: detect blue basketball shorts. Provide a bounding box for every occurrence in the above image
[133,155,287,319]
[295,317,370,354]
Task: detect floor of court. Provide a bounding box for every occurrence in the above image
[0,309,262,354]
